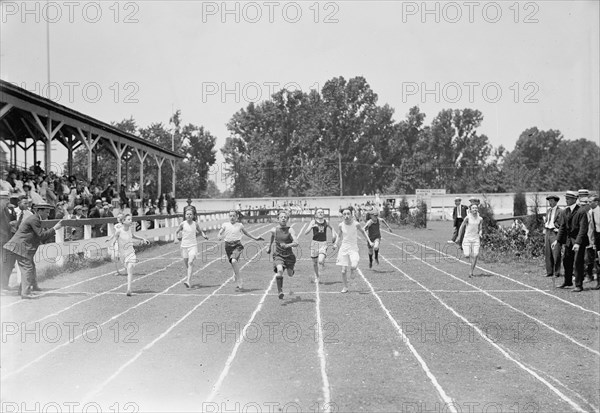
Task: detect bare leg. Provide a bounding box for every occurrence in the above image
[276,264,285,299]
[341,267,349,292]
[311,258,319,283]
[126,263,134,296]
[231,259,242,288]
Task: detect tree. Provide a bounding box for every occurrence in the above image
[321,76,379,195]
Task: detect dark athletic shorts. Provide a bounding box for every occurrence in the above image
[225,240,244,263]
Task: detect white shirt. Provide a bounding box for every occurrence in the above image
[545,206,558,230]
[221,222,244,242]
[180,221,198,248]
[590,206,600,232]
[28,191,45,205]
[338,221,359,253]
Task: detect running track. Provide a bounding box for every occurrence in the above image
[1,221,599,413]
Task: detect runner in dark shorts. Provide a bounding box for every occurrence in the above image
[225,240,244,263]
[218,211,264,290]
[267,210,299,299]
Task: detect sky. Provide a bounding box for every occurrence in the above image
[1,1,599,190]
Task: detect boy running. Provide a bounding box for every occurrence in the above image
[267,210,298,299]
[176,209,209,288]
[218,210,264,290]
[363,208,393,268]
[111,214,150,296]
[334,208,373,293]
[304,208,338,283]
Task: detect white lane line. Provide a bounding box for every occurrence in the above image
[358,268,458,413]
[0,249,179,309]
[0,257,196,382]
[206,221,308,403]
[314,272,332,412]
[394,244,600,356]
[380,254,589,413]
[1,289,553,299]
[80,257,243,403]
[30,259,183,325]
[1,227,271,382]
[81,227,273,401]
[205,256,275,403]
[28,236,233,324]
[385,231,600,316]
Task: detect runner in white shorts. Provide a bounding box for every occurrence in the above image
[176,209,208,288]
[458,204,483,278]
[334,208,373,293]
[304,208,338,284]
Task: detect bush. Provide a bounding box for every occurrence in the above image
[399,197,409,220]
[513,191,527,216]
[382,202,391,219]
[524,195,544,233]
[480,201,544,262]
[409,200,427,228]
[477,201,498,233]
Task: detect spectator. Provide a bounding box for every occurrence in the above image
[32,161,45,175]
[544,195,562,278]
[1,196,18,292]
[119,184,129,209]
[1,170,15,195]
[587,196,600,290]
[88,199,103,237]
[146,204,156,229]
[2,202,63,298]
[101,181,115,203]
[184,198,197,221]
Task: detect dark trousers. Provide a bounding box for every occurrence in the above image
[566,239,588,288]
[451,218,464,242]
[1,249,37,293]
[1,245,17,289]
[544,231,562,276]
[584,247,597,279]
[562,239,575,285]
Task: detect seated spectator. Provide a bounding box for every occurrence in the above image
[23,183,44,206]
[0,170,15,195]
[71,205,85,241]
[146,205,156,229]
[119,184,129,209]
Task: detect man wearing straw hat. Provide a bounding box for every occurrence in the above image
[555,191,589,292]
[586,195,600,289]
[448,197,468,244]
[543,194,562,278]
[2,202,64,299]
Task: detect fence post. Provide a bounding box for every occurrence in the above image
[55,226,65,267]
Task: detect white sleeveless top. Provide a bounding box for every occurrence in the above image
[463,215,482,243]
[339,221,359,253]
[181,221,198,248]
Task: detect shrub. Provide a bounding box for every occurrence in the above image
[399,197,409,220]
[480,201,544,263]
[513,191,527,216]
[409,200,427,228]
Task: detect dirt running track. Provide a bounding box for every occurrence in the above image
[1,221,599,413]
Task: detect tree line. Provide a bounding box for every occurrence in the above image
[69,75,600,199]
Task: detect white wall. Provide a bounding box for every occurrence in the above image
[177,191,566,220]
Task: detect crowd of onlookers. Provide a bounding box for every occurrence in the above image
[0,164,178,213]
[0,164,181,241]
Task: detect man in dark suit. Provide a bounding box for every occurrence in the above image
[2,202,63,298]
[588,196,600,290]
[555,191,589,292]
[448,197,468,243]
[1,196,18,291]
[88,199,103,237]
[543,195,562,277]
